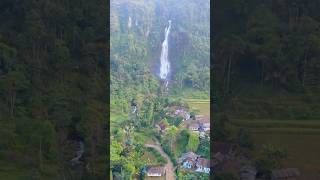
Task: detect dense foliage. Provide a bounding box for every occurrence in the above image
[110,0,209,179]
[0,0,107,179]
[214,0,320,118]
[213,1,320,178]
[111,0,210,105]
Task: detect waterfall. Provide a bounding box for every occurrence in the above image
[71,140,84,165]
[159,20,172,81]
[128,16,132,29]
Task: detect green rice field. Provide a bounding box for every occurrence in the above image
[185,99,210,117]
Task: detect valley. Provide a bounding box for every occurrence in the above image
[110,0,210,179]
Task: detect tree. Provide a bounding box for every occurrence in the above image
[187,132,200,152]
[111,141,123,165]
[255,144,288,178]
[213,172,238,180]
[213,114,230,141]
[236,128,254,149]
[220,35,245,96]
[166,126,178,151]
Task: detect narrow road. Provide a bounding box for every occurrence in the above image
[145,142,176,180]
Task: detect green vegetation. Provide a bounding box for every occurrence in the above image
[177,171,210,180]
[175,129,190,157]
[145,147,167,165]
[196,139,210,159]
[110,0,209,179]
[214,0,320,178]
[186,132,200,152]
[0,0,107,179]
[186,99,210,117]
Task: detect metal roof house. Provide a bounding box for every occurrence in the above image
[147,166,166,177]
[195,158,210,174]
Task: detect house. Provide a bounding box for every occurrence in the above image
[199,131,206,139]
[196,115,210,131]
[166,106,191,120]
[195,115,209,122]
[178,152,200,164]
[182,158,196,169]
[188,123,200,131]
[175,109,191,120]
[271,168,300,180]
[195,158,210,174]
[183,112,191,121]
[147,166,166,177]
[201,122,210,131]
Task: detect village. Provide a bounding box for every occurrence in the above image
[211,141,301,180]
[139,101,302,180]
[142,104,211,179]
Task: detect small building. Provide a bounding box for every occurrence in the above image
[182,157,196,169]
[196,115,210,131]
[167,106,191,121]
[199,131,206,139]
[195,115,208,122]
[178,152,200,164]
[147,166,166,177]
[188,123,200,131]
[271,168,300,180]
[195,158,210,174]
[201,122,210,131]
[175,109,191,121]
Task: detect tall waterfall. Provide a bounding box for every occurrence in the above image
[159,20,171,81]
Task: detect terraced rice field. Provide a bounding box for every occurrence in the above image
[185,99,210,117]
[232,119,320,179]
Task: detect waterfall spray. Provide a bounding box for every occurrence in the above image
[159,20,171,81]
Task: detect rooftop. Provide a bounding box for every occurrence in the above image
[195,115,210,123]
[196,158,210,167]
[178,152,200,163]
[188,123,200,129]
[147,166,165,175]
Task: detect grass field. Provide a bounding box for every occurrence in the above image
[253,133,320,180]
[231,119,320,134]
[231,118,320,179]
[185,99,210,117]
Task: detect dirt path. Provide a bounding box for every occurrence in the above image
[145,141,176,180]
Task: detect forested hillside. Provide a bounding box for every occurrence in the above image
[110,0,210,179]
[0,0,107,179]
[214,0,320,119]
[213,1,320,179]
[111,0,210,105]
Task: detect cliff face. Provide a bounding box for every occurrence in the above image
[110,0,210,92]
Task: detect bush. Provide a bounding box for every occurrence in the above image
[213,172,238,180]
[162,143,177,166]
[236,128,254,149]
[146,147,166,165]
[196,139,210,158]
